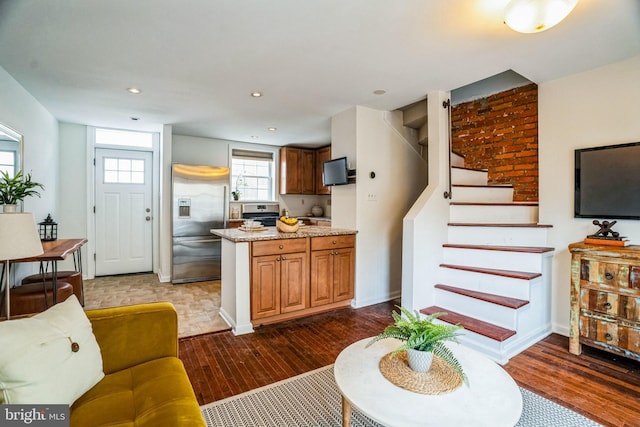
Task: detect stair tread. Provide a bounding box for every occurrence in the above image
[448,223,553,228]
[450,202,538,206]
[440,263,541,280]
[443,244,554,254]
[452,165,487,172]
[421,306,516,342]
[435,284,529,309]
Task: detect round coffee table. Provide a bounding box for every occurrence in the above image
[334,338,522,427]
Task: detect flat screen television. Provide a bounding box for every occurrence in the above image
[322,157,349,186]
[575,142,640,219]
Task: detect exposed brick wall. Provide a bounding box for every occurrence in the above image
[451,83,538,201]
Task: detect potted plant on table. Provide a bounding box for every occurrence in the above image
[367,306,466,383]
[0,170,44,213]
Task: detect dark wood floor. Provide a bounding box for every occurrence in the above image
[179,301,640,427]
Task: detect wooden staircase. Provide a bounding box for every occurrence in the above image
[420,152,554,364]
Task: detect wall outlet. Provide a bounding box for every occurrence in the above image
[367,193,377,202]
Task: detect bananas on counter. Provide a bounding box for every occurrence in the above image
[279,216,299,225]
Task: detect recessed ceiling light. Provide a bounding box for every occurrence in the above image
[268,127,277,131]
[127,87,142,94]
[130,117,140,121]
[251,135,259,139]
[373,89,386,95]
[250,91,262,97]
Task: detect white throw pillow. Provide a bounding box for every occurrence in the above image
[0,295,105,405]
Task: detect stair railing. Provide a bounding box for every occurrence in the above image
[443,99,453,200]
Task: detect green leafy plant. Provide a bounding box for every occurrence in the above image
[367,306,467,383]
[0,170,45,205]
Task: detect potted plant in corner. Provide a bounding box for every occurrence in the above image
[0,170,45,213]
[367,306,467,383]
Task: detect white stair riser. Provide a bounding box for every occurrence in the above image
[434,290,519,330]
[451,186,514,203]
[456,326,551,365]
[438,267,534,300]
[448,226,549,246]
[443,247,545,273]
[451,153,465,168]
[512,297,545,335]
[449,204,539,223]
[451,168,488,185]
[432,318,513,364]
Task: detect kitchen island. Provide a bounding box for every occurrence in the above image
[211,226,357,335]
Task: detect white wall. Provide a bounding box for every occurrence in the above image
[332,105,428,307]
[401,92,451,311]
[0,66,58,220]
[331,108,358,230]
[0,66,59,281]
[539,55,640,335]
[56,123,89,273]
[58,123,88,239]
[159,125,173,282]
[172,134,234,166]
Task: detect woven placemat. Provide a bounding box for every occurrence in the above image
[379,351,463,395]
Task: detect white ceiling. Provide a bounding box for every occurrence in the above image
[0,0,638,147]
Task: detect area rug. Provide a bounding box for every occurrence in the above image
[201,365,602,427]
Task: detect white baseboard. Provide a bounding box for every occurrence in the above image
[352,290,401,309]
[219,308,254,335]
[552,323,570,337]
[157,271,171,283]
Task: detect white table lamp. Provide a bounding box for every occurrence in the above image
[0,212,44,319]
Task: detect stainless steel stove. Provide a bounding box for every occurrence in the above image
[241,203,280,226]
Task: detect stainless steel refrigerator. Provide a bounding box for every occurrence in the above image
[171,164,229,284]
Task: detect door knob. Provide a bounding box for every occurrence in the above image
[146,208,151,213]
[146,216,151,221]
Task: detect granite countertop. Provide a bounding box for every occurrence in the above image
[211,226,356,242]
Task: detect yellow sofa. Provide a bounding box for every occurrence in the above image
[70,302,206,427]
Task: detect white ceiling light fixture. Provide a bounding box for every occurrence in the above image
[250,91,262,97]
[127,87,142,94]
[267,127,277,131]
[504,0,579,33]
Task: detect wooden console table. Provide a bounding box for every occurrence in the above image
[5,238,87,313]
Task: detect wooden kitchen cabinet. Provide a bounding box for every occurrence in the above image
[279,147,315,195]
[251,239,309,320]
[569,242,640,362]
[310,234,355,307]
[315,145,331,195]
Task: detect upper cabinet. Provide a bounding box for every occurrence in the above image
[279,146,318,195]
[315,145,331,195]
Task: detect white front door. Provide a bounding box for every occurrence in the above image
[95,148,153,276]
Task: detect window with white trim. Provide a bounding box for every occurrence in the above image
[96,128,153,148]
[231,149,275,201]
[103,157,145,184]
